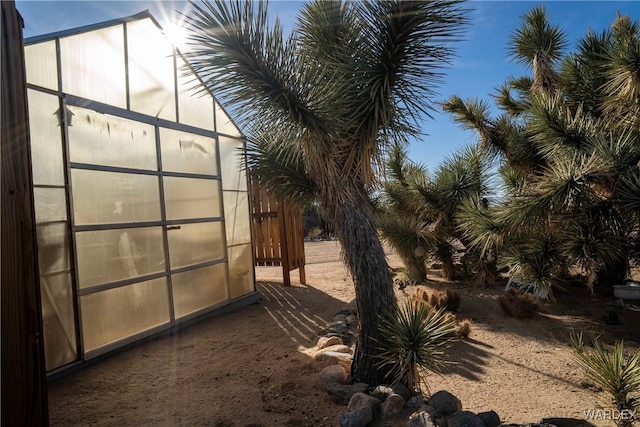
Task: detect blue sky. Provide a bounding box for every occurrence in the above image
[16,0,639,172]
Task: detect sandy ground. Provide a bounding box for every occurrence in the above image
[48,241,640,426]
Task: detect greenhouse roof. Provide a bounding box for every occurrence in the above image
[25,9,242,138]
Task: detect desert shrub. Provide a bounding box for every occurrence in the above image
[428,291,439,307]
[306,226,323,239]
[393,268,418,290]
[571,332,640,427]
[498,289,540,319]
[409,287,461,312]
[376,301,456,393]
[408,287,429,309]
[443,289,461,312]
[455,319,472,339]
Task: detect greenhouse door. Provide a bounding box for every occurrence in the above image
[65,101,230,360]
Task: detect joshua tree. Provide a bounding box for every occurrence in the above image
[445,8,640,297]
[183,0,467,385]
[377,144,492,284]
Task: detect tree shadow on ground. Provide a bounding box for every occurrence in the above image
[439,337,583,389]
[438,338,493,381]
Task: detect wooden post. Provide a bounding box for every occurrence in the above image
[277,201,292,287]
[1,1,50,425]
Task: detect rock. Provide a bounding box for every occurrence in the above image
[409,411,437,427]
[391,382,412,401]
[317,365,347,390]
[407,395,426,408]
[334,314,347,322]
[322,352,353,373]
[322,351,353,360]
[327,323,349,334]
[317,336,343,349]
[326,382,369,405]
[446,411,485,427]
[370,385,394,401]
[338,308,357,316]
[478,410,501,427]
[434,418,448,427]
[313,344,352,361]
[418,405,439,418]
[427,390,462,417]
[381,393,405,418]
[345,314,357,325]
[327,332,350,339]
[347,392,381,412]
[337,406,373,427]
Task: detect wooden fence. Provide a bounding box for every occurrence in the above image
[249,173,306,287]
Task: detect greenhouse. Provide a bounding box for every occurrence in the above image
[24,11,257,373]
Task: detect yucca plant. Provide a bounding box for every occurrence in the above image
[376,301,456,394]
[571,332,640,426]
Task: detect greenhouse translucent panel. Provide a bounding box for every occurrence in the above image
[33,187,67,223]
[37,223,70,274]
[24,41,58,90]
[76,227,166,289]
[127,19,177,121]
[219,136,247,191]
[163,176,221,220]
[41,272,77,370]
[215,100,241,137]
[223,191,251,246]
[167,221,225,269]
[28,89,65,186]
[60,25,126,108]
[177,57,214,130]
[160,127,218,175]
[81,278,170,353]
[68,106,157,170]
[228,244,255,299]
[71,169,161,225]
[172,263,228,319]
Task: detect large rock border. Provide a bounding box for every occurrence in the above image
[314,308,593,427]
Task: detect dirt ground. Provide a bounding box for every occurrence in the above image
[48,241,640,426]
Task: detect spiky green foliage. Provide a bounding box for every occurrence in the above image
[443,8,640,296]
[571,332,640,426]
[183,0,468,386]
[508,5,567,93]
[456,196,503,287]
[601,15,640,130]
[378,145,492,283]
[376,302,456,393]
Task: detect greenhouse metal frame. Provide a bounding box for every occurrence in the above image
[24,10,257,374]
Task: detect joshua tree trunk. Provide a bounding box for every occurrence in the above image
[441,257,456,281]
[321,185,397,386]
[407,260,427,283]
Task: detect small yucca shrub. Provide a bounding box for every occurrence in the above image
[571,332,640,426]
[376,301,457,394]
